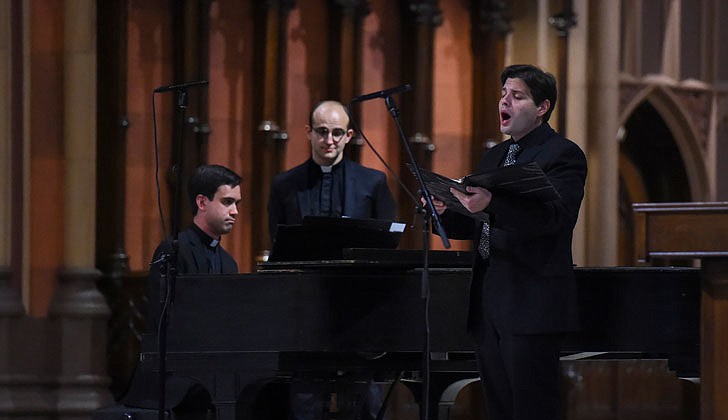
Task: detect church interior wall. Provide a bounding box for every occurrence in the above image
[2,0,728,418]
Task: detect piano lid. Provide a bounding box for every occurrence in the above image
[259,248,474,271]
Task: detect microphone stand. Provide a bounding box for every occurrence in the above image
[157,88,189,420]
[383,95,450,420]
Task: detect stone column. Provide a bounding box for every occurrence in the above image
[252,0,294,258]
[47,1,111,418]
[565,0,588,265]
[398,0,441,250]
[584,1,620,265]
[471,0,511,170]
[0,0,28,414]
[549,0,576,134]
[0,0,10,275]
[330,0,370,162]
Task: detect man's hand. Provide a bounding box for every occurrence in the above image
[450,186,492,213]
[421,196,448,215]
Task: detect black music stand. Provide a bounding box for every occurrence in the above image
[269,216,405,262]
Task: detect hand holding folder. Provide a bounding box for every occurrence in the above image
[408,162,560,220]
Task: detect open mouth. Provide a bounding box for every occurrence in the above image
[500,111,511,123]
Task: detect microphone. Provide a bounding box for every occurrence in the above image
[350,84,412,103]
[154,80,208,93]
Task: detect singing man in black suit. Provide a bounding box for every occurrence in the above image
[267,99,397,244]
[430,64,587,420]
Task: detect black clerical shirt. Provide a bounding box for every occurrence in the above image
[307,159,345,217]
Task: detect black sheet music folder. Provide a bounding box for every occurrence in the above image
[268,216,406,262]
[408,161,560,221]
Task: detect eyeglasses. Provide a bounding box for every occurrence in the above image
[313,126,347,142]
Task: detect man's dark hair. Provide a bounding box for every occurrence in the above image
[188,164,242,215]
[501,64,557,123]
[309,100,353,129]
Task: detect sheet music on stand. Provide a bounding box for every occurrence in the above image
[268,216,406,262]
[409,162,560,221]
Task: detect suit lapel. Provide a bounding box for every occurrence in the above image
[184,230,206,273]
[342,160,356,217]
[516,123,556,163]
[516,126,554,164]
[516,142,541,164]
[480,142,509,171]
[296,161,316,219]
[297,189,312,219]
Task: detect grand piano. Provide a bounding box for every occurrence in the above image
[107,249,700,420]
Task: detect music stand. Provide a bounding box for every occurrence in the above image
[269,217,405,262]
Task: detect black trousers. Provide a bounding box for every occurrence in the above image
[473,314,563,420]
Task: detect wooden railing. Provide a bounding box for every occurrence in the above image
[634,202,728,420]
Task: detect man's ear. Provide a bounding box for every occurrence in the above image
[343,128,354,145]
[537,99,551,118]
[195,194,208,212]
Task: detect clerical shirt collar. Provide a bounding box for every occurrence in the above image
[191,223,219,249]
[316,159,343,173]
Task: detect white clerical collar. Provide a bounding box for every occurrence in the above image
[191,223,220,249]
[320,165,333,173]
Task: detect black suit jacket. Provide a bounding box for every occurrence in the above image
[440,123,587,335]
[267,158,397,242]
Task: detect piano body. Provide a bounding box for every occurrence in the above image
[118,252,699,420]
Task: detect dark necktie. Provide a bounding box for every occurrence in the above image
[321,167,333,216]
[478,142,521,259]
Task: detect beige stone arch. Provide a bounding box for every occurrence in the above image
[619,84,709,201]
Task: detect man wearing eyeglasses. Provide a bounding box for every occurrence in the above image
[267,100,397,419]
[267,100,397,244]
